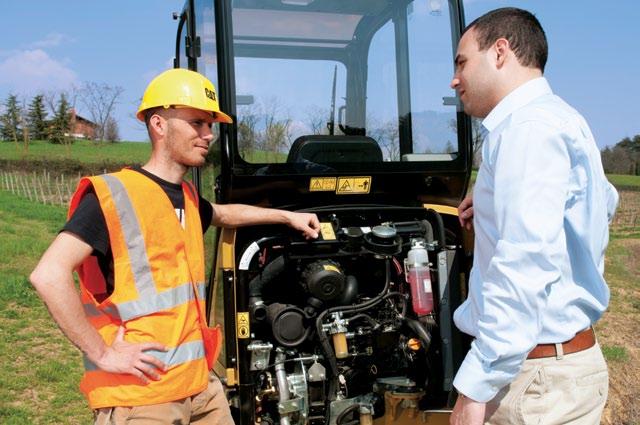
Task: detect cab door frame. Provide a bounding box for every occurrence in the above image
[173,0,204,193]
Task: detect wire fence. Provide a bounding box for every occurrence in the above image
[0,169,80,206]
[612,190,640,229]
[0,169,638,228]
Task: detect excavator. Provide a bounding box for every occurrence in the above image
[172,1,472,423]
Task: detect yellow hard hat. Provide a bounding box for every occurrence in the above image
[136,68,233,124]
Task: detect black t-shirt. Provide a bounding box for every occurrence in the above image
[63,166,214,297]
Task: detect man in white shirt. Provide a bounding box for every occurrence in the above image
[449,8,618,425]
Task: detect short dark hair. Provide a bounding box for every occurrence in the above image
[144,106,165,127]
[464,7,548,72]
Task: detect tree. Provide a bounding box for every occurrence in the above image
[27,94,48,140]
[616,135,640,153]
[264,121,290,156]
[368,118,400,161]
[305,105,330,135]
[380,121,400,161]
[449,117,484,167]
[237,105,260,157]
[444,140,455,154]
[49,93,72,145]
[19,98,31,152]
[0,94,22,142]
[79,82,124,141]
[260,98,292,162]
[104,116,120,142]
[601,135,640,176]
[44,87,78,117]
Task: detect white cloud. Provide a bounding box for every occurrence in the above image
[28,32,75,49]
[0,49,78,94]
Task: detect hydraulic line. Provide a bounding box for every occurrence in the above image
[426,209,446,248]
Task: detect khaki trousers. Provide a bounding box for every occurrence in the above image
[93,373,234,425]
[485,342,608,425]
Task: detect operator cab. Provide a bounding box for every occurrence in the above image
[175,0,471,207]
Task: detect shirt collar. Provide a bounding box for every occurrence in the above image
[482,77,553,133]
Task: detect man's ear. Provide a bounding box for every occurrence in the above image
[494,38,510,69]
[148,113,167,138]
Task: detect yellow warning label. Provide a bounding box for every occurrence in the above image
[320,222,336,240]
[310,177,337,192]
[237,312,250,339]
[336,177,371,194]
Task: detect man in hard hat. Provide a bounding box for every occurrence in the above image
[30,68,320,424]
[449,8,617,425]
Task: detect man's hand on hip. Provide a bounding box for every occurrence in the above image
[450,393,486,425]
[94,326,168,384]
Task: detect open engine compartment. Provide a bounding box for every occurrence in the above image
[225,205,468,425]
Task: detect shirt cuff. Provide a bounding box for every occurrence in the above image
[452,349,503,403]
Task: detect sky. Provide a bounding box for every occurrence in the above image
[0,0,638,148]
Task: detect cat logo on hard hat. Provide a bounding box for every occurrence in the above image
[204,87,217,101]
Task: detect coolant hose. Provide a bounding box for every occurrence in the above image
[248,255,286,298]
[248,255,286,321]
[426,209,446,248]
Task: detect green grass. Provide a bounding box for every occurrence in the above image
[0,139,291,168]
[242,149,288,163]
[0,139,150,165]
[0,191,90,424]
[602,345,630,362]
[607,173,640,189]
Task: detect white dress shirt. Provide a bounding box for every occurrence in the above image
[452,77,619,402]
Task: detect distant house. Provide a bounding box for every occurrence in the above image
[69,109,98,139]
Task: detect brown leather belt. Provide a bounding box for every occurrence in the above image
[527,328,595,360]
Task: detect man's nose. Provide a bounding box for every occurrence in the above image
[450,76,460,90]
[202,126,214,142]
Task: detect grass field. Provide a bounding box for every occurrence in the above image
[0,139,289,168]
[0,139,150,165]
[607,173,640,189]
[0,191,91,424]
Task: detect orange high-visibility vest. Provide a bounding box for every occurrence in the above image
[68,169,221,409]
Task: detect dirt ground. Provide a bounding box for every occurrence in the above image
[599,239,640,425]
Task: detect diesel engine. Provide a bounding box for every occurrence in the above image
[225,205,467,425]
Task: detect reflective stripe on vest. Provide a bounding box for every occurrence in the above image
[82,281,206,321]
[101,174,158,300]
[83,340,205,371]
